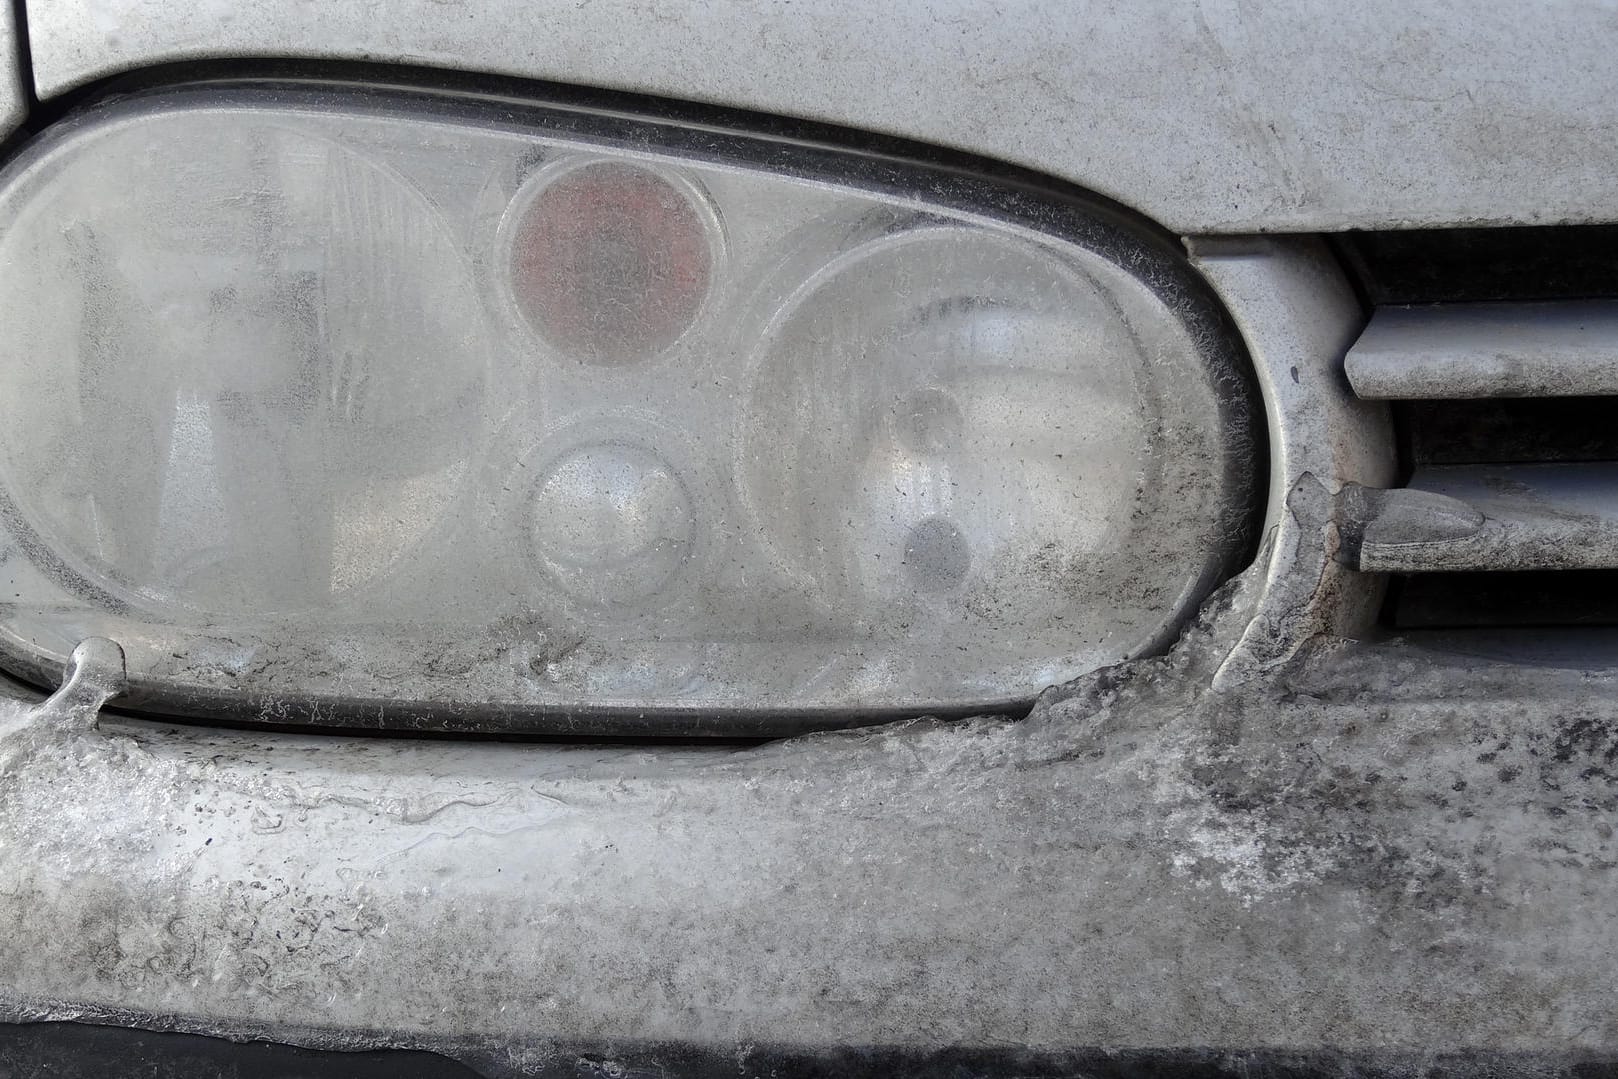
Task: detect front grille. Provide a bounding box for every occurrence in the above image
[1339,281,1618,633]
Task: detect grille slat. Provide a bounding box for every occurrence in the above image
[1346,300,1618,400]
[1360,463,1618,573]
[1339,234,1618,636]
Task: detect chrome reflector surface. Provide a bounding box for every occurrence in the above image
[0,82,1258,732]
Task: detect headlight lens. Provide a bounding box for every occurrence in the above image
[0,82,1259,733]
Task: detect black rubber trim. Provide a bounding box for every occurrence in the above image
[5,1023,1618,1079]
[0,1021,481,1077]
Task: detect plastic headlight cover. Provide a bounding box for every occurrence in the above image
[0,82,1260,734]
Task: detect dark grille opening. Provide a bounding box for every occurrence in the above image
[1334,225,1618,305]
[1398,396,1618,469]
[1382,397,1618,632]
[1389,569,1618,630]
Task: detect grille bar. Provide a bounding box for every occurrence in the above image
[1359,463,1618,572]
[1346,300,1618,400]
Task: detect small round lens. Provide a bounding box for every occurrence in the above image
[528,440,696,608]
[507,161,715,365]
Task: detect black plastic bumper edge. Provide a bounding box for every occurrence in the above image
[5,1021,1618,1079]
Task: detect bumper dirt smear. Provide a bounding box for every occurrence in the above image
[2,587,1617,1074]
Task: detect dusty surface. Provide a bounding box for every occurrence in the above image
[2,577,1617,1074]
[22,0,1618,234]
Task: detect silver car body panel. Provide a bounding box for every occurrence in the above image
[5,2,1618,1070]
[0,3,23,137]
[20,0,1618,234]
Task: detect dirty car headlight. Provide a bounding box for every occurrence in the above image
[0,83,1261,734]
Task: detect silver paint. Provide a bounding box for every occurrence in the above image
[21,0,1618,234]
[1184,237,1394,683]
